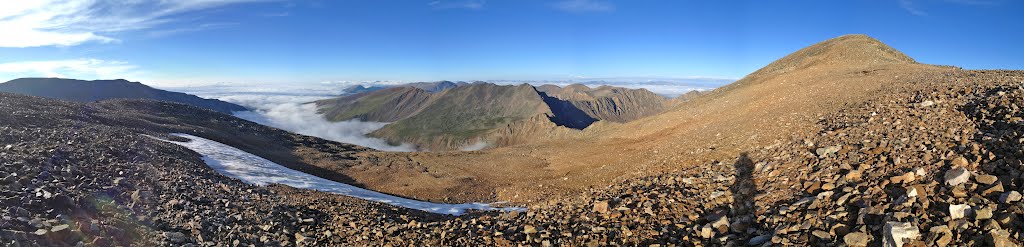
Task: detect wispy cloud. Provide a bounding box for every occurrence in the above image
[899,0,927,16]
[0,59,143,80]
[944,0,1001,5]
[0,0,274,48]
[901,0,1001,16]
[552,0,615,13]
[261,11,291,17]
[148,22,240,38]
[428,0,485,10]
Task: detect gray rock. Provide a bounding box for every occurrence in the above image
[944,167,970,187]
[816,146,841,158]
[949,204,970,220]
[999,191,1022,204]
[748,234,771,246]
[883,222,921,247]
[844,232,871,247]
[163,231,188,243]
[0,174,14,185]
[9,207,29,218]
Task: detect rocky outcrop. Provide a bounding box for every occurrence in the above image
[537,84,668,124]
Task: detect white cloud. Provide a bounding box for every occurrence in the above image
[460,140,489,151]
[148,22,240,38]
[899,0,927,16]
[552,0,614,13]
[944,0,1001,5]
[178,87,417,152]
[429,0,485,10]
[0,59,142,80]
[232,103,417,152]
[0,0,274,48]
[260,11,291,17]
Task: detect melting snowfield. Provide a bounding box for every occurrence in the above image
[157,133,520,215]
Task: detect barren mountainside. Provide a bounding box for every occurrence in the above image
[716,34,917,94]
[0,78,248,114]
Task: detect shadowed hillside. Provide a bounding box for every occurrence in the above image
[0,78,247,114]
[537,84,668,124]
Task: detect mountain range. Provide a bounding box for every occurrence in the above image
[317,82,668,150]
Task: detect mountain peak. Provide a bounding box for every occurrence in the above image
[748,34,916,78]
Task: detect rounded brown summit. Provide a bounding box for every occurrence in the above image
[749,34,917,78]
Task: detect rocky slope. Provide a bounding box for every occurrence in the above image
[0,78,247,114]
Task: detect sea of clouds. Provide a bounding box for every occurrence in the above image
[165,83,416,152]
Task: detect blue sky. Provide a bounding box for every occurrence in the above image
[0,0,1021,87]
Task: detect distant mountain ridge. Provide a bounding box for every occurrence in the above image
[316,82,668,150]
[0,78,247,114]
[405,81,468,92]
[342,81,469,94]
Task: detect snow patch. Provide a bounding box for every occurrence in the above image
[156,133,521,215]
